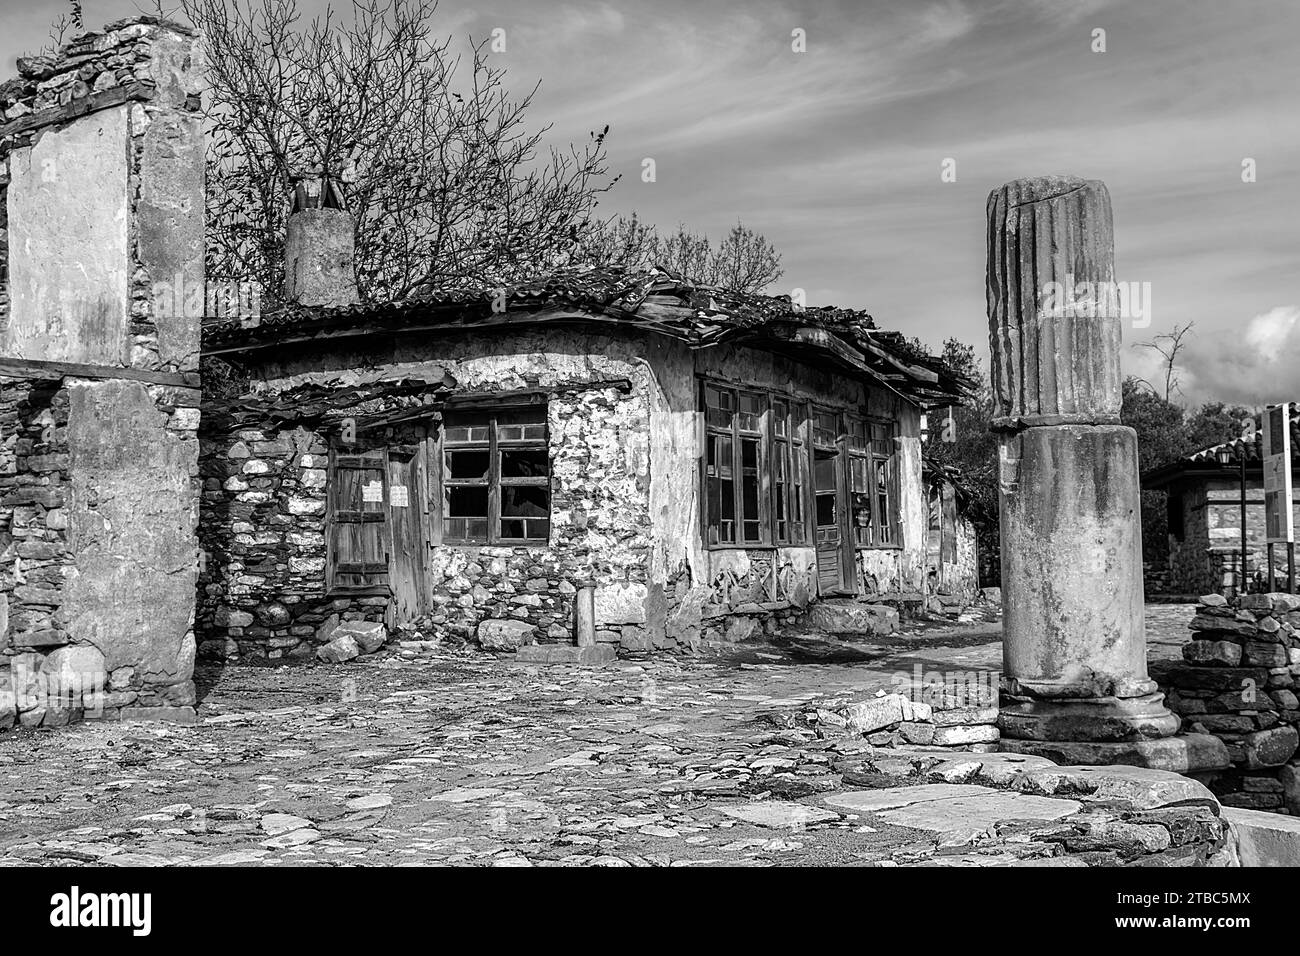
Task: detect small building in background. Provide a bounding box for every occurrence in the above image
[922,456,979,609]
[1142,405,1300,596]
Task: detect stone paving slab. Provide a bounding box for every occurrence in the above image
[0,606,1232,867]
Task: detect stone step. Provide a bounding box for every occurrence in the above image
[514,644,616,666]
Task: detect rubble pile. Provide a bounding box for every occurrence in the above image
[1150,591,1300,812]
[801,683,1001,752]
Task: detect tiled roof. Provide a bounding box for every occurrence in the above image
[1142,403,1300,487]
[202,266,972,409]
[1183,404,1300,466]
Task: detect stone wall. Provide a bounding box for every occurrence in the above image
[210,325,931,656]
[197,375,653,659]
[1,375,200,728]
[0,17,204,371]
[1151,592,1300,813]
[1167,478,1300,594]
[0,17,204,730]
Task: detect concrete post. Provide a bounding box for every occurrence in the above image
[987,176,1180,764]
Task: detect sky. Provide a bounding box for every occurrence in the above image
[2,0,1298,406]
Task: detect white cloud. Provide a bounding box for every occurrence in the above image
[1178,306,1300,405]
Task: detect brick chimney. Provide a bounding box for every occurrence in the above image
[283,176,360,307]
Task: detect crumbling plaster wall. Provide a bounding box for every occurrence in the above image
[0,19,204,729]
[208,325,928,655]
[202,327,657,655]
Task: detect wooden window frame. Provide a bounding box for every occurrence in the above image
[848,415,901,549]
[702,382,778,549]
[698,380,903,553]
[441,405,551,546]
[771,398,810,546]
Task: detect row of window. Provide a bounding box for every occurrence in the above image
[703,383,898,548]
[327,386,899,552]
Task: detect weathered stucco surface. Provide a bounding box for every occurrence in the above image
[63,380,197,695]
[204,324,931,655]
[4,106,130,364]
[136,104,205,371]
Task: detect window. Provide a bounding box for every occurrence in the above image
[848,416,898,546]
[771,400,808,545]
[443,406,550,544]
[704,385,769,544]
[700,382,901,550]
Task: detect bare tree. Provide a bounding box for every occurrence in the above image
[184,0,617,306]
[579,215,784,294]
[1134,321,1195,401]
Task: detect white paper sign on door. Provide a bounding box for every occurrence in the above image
[390,485,409,507]
[362,480,383,503]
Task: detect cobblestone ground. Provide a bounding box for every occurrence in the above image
[0,604,1196,867]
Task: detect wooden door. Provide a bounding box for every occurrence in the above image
[385,439,427,625]
[813,446,851,595]
[328,448,390,593]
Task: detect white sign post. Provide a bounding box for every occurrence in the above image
[1262,402,1294,591]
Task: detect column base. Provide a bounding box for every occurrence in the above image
[998,733,1232,774]
[998,691,1180,742]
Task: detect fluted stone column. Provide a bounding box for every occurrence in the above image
[987,176,1180,763]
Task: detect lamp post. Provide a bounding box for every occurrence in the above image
[1217,445,1247,595]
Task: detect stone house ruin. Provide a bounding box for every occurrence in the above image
[1142,406,1300,595]
[199,263,970,660]
[0,16,968,734]
[0,19,204,728]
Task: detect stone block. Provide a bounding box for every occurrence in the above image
[932,705,1000,727]
[336,620,386,654]
[843,694,906,733]
[1182,640,1242,667]
[802,600,899,636]
[514,644,616,665]
[477,619,536,651]
[722,616,762,643]
[1225,807,1300,866]
[931,724,999,746]
[898,721,935,745]
[999,733,1232,774]
[1243,640,1289,669]
[316,634,360,663]
[594,581,647,626]
[1241,726,1299,770]
[1282,763,1300,814]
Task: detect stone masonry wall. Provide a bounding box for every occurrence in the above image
[1151,591,1300,813]
[197,424,383,662]
[196,379,653,659]
[0,17,204,371]
[1168,478,1300,595]
[0,18,204,730]
[1,375,200,728]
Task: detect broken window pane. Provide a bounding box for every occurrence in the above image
[447,485,488,517]
[446,450,490,480]
[737,392,764,432]
[501,448,548,478]
[705,385,733,429]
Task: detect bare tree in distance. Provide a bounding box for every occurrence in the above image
[183,0,618,306]
[580,214,784,294]
[1133,321,1195,401]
